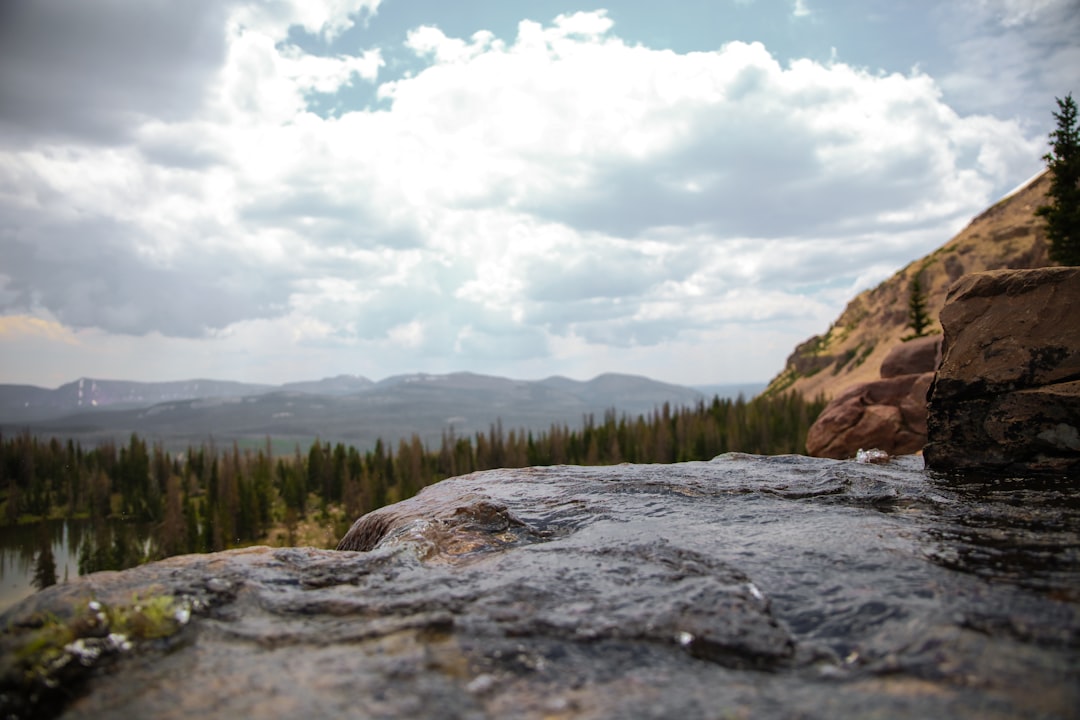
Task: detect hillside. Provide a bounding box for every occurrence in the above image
[764,171,1053,400]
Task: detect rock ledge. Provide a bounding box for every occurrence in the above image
[925,267,1080,474]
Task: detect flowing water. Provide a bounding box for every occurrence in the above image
[3,453,1078,718]
[332,453,1080,717]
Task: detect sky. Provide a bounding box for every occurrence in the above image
[0,0,1077,389]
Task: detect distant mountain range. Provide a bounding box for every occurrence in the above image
[0,373,760,452]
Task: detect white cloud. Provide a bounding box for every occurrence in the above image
[553,10,617,37]
[371,30,1037,244]
[229,0,382,41]
[0,5,1049,386]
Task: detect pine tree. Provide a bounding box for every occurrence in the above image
[32,526,58,591]
[184,488,200,554]
[904,269,931,339]
[203,458,220,551]
[160,475,186,556]
[5,475,19,525]
[1036,94,1080,266]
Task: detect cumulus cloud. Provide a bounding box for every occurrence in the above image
[230,0,382,41]
[0,192,290,336]
[0,3,1051,384]
[377,24,1034,241]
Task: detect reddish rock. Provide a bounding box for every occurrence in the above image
[806,372,934,459]
[925,267,1080,474]
[880,335,942,378]
[806,333,942,460]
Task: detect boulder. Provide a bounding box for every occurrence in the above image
[880,335,942,378]
[805,334,943,460]
[3,456,1079,719]
[805,372,934,459]
[924,267,1080,474]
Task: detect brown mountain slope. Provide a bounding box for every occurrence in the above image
[764,171,1052,401]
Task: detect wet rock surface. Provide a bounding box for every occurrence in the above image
[4,455,1080,719]
[926,267,1080,474]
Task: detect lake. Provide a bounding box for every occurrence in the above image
[0,518,155,614]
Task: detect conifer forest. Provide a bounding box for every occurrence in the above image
[2,392,824,576]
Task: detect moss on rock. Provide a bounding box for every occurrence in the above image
[1,592,195,719]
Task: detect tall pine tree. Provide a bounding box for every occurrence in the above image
[904,269,931,339]
[1036,94,1080,266]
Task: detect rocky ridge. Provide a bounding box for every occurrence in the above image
[765,171,1051,401]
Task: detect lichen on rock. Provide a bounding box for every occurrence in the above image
[1,592,195,719]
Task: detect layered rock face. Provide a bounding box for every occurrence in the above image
[4,456,1079,719]
[925,267,1080,474]
[806,335,940,459]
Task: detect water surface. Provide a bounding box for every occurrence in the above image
[0,519,157,613]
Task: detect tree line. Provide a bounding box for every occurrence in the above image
[3,391,825,575]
